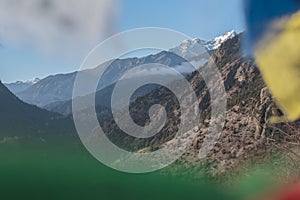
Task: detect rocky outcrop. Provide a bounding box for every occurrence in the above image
[179,35,300,176]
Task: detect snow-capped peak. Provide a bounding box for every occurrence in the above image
[25,78,40,84]
[204,30,236,51]
[169,38,206,60]
[13,78,40,85]
[169,30,236,60]
[5,78,41,94]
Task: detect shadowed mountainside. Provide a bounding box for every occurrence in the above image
[0,81,75,140]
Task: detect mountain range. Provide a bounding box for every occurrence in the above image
[7,31,237,108]
[1,31,300,176]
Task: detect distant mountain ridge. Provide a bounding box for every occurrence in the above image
[44,31,238,118]
[17,73,77,107]
[5,78,40,94]
[17,52,187,107]
[16,31,237,107]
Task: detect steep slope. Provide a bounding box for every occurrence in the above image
[170,34,300,175]
[0,81,74,139]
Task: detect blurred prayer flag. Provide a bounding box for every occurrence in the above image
[244,0,300,122]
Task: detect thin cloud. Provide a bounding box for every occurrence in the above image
[0,0,120,57]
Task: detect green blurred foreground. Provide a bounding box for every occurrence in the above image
[0,138,292,200]
[0,139,234,200]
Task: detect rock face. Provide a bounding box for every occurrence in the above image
[181,34,300,176]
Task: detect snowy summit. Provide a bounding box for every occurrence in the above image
[170,30,237,60]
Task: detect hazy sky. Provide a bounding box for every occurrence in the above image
[0,0,245,83]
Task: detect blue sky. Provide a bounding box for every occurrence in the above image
[0,0,245,83]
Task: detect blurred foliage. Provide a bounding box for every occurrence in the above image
[0,140,234,200]
[1,139,299,200]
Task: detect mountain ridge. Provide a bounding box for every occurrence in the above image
[5,78,40,94]
[16,31,237,107]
